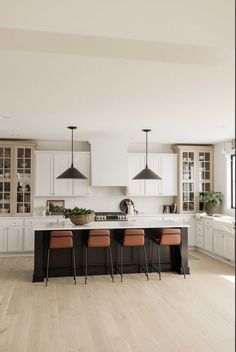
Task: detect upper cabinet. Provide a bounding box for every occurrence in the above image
[35,151,91,197]
[0,142,35,216]
[172,145,214,213]
[127,153,177,196]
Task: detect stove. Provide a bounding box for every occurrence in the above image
[95,212,128,221]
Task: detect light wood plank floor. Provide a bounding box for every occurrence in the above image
[0,251,234,352]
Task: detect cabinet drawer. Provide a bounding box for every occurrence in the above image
[0,219,24,227]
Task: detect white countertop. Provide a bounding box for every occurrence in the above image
[34,220,190,231]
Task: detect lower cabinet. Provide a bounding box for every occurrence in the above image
[0,217,63,254]
[23,226,35,251]
[204,223,213,252]
[213,229,234,261]
[0,221,24,252]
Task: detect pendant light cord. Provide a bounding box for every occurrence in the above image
[71,127,74,167]
[145,130,148,168]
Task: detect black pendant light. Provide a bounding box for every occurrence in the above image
[57,126,87,179]
[133,129,162,180]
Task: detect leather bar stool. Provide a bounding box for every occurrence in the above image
[46,230,76,286]
[150,228,186,280]
[84,229,114,284]
[117,229,149,282]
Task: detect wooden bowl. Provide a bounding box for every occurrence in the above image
[70,213,95,225]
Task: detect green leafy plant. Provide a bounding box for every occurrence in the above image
[63,207,95,218]
[202,192,223,208]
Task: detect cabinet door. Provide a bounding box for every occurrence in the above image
[213,230,224,257]
[35,152,54,196]
[7,226,23,252]
[127,155,145,195]
[53,153,73,196]
[0,227,7,252]
[160,155,177,196]
[224,236,234,261]
[24,226,34,251]
[204,225,213,252]
[145,155,161,195]
[73,153,91,196]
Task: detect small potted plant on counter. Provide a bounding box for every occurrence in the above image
[63,207,95,225]
[202,191,223,215]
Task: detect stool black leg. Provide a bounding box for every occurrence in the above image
[150,241,154,272]
[46,248,50,286]
[72,247,77,285]
[109,247,114,283]
[85,246,88,285]
[179,246,186,279]
[138,247,141,273]
[143,246,149,281]
[157,245,161,280]
[120,245,123,282]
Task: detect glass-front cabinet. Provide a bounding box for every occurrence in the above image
[172,145,213,213]
[0,142,35,216]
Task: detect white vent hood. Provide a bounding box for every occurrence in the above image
[90,137,128,186]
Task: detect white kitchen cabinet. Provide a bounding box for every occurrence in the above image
[35,151,91,197]
[203,219,213,252]
[127,154,145,195]
[0,219,24,252]
[213,229,235,261]
[7,227,23,252]
[35,152,54,196]
[24,226,35,251]
[213,230,225,257]
[127,153,177,196]
[73,153,91,196]
[224,236,235,261]
[0,227,7,252]
[195,218,204,249]
[53,153,73,196]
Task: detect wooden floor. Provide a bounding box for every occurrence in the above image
[0,251,234,352]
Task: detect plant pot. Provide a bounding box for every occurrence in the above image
[70,213,95,225]
[206,205,219,215]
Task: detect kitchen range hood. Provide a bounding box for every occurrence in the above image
[90,136,128,186]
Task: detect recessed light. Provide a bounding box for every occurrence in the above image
[216,124,226,128]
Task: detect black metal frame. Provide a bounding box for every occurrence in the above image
[150,240,186,280]
[116,242,149,282]
[84,245,114,285]
[46,246,77,286]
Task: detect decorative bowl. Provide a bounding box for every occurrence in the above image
[70,213,95,225]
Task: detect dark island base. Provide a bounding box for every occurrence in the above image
[33,228,190,282]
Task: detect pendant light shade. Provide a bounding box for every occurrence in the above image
[132,129,162,180]
[57,126,87,179]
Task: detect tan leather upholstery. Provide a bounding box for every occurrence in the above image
[123,229,145,247]
[88,229,111,248]
[156,228,181,246]
[50,231,73,249]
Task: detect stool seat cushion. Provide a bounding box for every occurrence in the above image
[123,229,145,247]
[50,231,73,249]
[155,228,181,246]
[88,229,111,248]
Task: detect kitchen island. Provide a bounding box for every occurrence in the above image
[33,220,190,282]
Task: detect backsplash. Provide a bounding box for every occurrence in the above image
[34,187,174,215]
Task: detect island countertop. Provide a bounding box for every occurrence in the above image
[33,220,190,231]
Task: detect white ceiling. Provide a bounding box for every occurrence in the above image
[0,0,234,144]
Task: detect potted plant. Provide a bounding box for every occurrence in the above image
[201,192,223,215]
[63,207,95,225]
